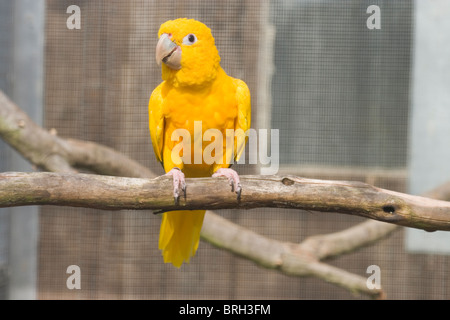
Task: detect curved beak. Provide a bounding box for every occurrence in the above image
[155,33,182,70]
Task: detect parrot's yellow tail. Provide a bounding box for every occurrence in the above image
[158,210,206,268]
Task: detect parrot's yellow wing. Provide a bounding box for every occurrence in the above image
[233,78,251,163]
[148,83,165,164]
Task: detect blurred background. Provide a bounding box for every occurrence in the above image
[1,0,450,299]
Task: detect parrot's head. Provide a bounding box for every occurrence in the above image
[156,18,221,87]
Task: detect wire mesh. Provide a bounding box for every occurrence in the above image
[0,0,14,300]
[0,0,448,299]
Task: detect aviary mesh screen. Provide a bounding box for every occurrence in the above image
[29,0,450,299]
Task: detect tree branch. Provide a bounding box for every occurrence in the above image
[202,212,388,299]
[1,172,450,233]
[0,91,154,177]
[1,88,433,298]
[299,220,398,261]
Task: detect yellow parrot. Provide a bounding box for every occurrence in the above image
[149,18,251,268]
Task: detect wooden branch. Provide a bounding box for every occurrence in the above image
[0,91,154,177]
[0,88,424,298]
[299,220,398,260]
[1,171,450,232]
[202,213,386,299]
[424,181,450,202]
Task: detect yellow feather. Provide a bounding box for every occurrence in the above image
[159,210,206,268]
[149,19,251,267]
[148,83,165,164]
[233,78,251,162]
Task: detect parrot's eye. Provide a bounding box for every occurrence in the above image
[182,34,197,45]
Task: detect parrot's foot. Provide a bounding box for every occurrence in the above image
[212,168,242,199]
[165,168,186,205]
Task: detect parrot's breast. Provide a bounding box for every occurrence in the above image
[161,68,239,176]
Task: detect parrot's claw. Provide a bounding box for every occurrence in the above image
[165,168,186,205]
[212,168,242,200]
